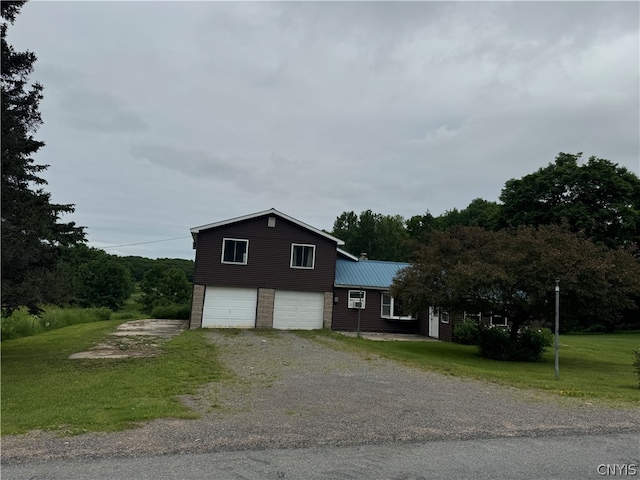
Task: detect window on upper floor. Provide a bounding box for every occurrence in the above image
[291,244,315,269]
[221,238,248,264]
[381,293,416,320]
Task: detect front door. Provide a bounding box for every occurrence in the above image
[428,307,439,338]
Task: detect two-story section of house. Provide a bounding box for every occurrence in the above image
[189,209,343,330]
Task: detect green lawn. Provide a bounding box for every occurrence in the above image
[302,330,640,406]
[1,320,224,435]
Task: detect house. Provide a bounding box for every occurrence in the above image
[188,208,475,339]
[332,251,423,334]
[189,209,341,330]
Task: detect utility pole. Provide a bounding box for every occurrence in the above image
[357,287,363,339]
[555,278,560,380]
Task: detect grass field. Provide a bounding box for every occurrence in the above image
[3,324,637,437]
[301,330,640,406]
[1,320,224,435]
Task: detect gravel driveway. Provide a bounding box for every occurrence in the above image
[2,330,638,463]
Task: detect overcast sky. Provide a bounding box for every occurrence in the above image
[8,1,639,259]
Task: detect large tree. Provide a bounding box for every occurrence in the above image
[499,152,640,249]
[331,210,410,261]
[1,1,85,310]
[392,225,640,336]
[76,255,133,310]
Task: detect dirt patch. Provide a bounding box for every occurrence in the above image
[68,319,188,359]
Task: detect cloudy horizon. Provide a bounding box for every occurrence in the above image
[8,1,639,259]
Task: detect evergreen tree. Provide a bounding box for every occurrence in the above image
[1,1,85,311]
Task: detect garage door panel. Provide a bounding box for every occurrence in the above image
[202,287,257,328]
[273,291,323,330]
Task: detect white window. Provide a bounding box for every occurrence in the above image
[348,290,366,309]
[291,244,315,269]
[221,238,248,264]
[490,312,507,326]
[381,293,415,320]
[440,311,450,324]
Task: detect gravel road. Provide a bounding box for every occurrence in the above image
[2,330,638,464]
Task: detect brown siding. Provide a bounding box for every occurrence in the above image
[417,313,430,336]
[331,288,418,334]
[194,215,337,292]
[438,312,464,342]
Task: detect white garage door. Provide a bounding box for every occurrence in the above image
[273,290,324,330]
[202,287,257,328]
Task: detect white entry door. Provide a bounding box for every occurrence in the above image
[273,290,324,330]
[202,287,257,328]
[428,307,440,338]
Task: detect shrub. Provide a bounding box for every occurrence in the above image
[477,326,513,361]
[1,306,114,341]
[150,304,191,320]
[633,350,640,389]
[453,320,481,345]
[477,325,552,362]
[1,308,44,340]
[583,324,607,333]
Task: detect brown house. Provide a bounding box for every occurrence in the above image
[189,209,487,340]
[190,209,342,330]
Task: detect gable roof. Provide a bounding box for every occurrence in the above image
[190,208,345,246]
[334,258,410,290]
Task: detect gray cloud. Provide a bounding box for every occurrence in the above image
[7,0,638,259]
[57,88,148,134]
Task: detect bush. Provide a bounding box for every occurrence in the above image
[1,308,44,340]
[1,306,113,341]
[453,320,481,345]
[77,256,133,310]
[633,350,640,389]
[150,304,191,320]
[477,325,552,362]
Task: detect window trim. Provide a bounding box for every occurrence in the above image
[380,292,416,320]
[490,312,507,326]
[290,243,316,269]
[348,290,366,309]
[221,238,249,265]
[439,310,450,324]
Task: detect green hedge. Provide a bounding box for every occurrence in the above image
[477,325,552,362]
[150,304,191,320]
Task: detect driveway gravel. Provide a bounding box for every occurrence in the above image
[2,330,638,464]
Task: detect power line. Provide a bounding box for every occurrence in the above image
[101,236,191,250]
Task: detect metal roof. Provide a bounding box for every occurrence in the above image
[190,208,345,246]
[334,258,410,290]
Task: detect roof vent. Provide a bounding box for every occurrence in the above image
[359,253,368,260]
[268,216,276,228]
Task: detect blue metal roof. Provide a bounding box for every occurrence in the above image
[334,258,410,289]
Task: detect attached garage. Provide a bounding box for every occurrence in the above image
[202,287,257,328]
[273,290,324,330]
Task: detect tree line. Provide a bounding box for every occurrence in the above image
[2,2,639,336]
[1,2,195,316]
[331,153,640,334]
